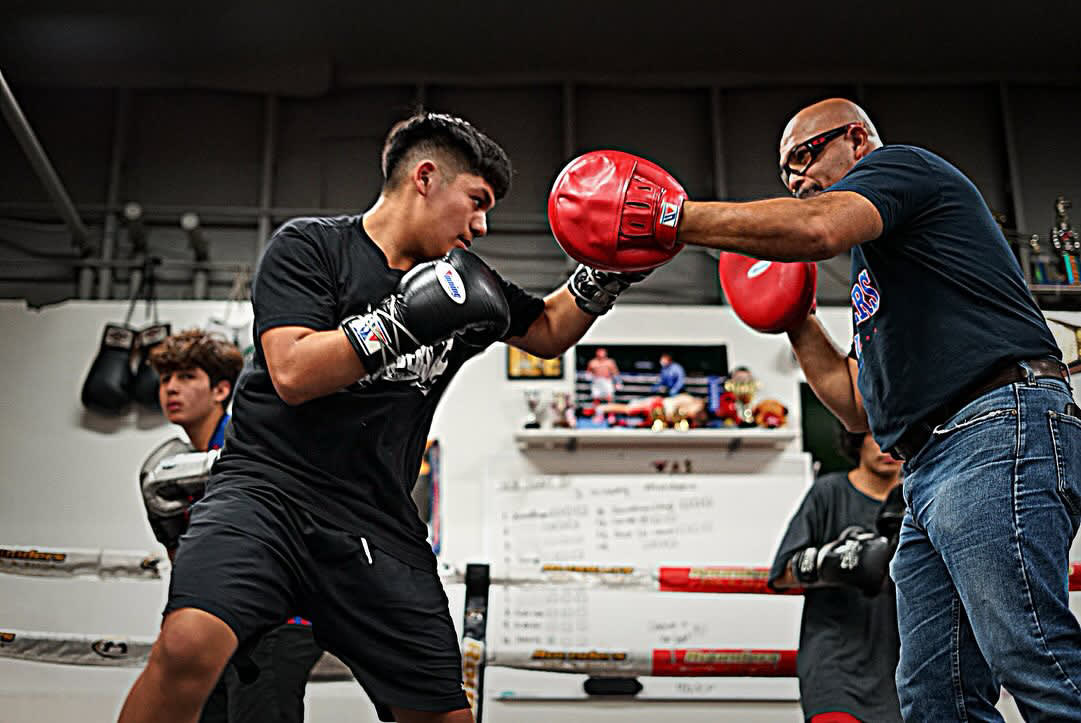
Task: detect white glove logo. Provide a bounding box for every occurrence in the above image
[436,262,467,304]
[747,261,773,279]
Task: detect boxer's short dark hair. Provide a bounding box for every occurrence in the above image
[150,329,244,404]
[381,110,511,200]
[836,425,866,465]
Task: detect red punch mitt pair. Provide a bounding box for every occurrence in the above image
[548,149,817,333]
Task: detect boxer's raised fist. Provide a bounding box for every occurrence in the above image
[342,249,510,375]
[548,150,686,272]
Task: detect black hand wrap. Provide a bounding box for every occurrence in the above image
[567,264,649,315]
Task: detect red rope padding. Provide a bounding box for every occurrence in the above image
[658,566,800,595]
[650,648,797,677]
[658,563,1081,594]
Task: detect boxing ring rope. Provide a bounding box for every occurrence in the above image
[0,546,165,580]
[485,647,798,677]
[5,547,1081,718]
[6,546,1080,593]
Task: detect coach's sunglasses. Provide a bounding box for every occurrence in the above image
[780,122,860,185]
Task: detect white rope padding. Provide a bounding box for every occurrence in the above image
[0,627,356,680]
[0,545,165,579]
[0,629,154,666]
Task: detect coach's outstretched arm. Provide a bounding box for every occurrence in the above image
[547,149,870,432]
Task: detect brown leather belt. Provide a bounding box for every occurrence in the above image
[887,358,1071,462]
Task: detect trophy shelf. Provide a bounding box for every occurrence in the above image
[1030,285,1081,294]
[513,427,797,452]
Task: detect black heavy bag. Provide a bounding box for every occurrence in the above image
[81,324,136,413]
[132,322,171,409]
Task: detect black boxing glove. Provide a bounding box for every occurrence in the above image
[341,248,510,374]
[81,324,136,414]
[139,438,218,549]
[567,264,649,316]
[790,526,893,597]
[132,323,171,409]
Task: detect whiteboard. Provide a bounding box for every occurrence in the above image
[481,466,812,701]
[486,468,813,568]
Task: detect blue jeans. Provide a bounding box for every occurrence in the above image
[893,370,1081,721]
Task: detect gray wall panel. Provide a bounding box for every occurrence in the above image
[863,85,1008,214]
[275,87,417,210]
[575,87,713,200]
[426,86,563,219]
[124,91,263,207]
[723,87,853,201]
[2,81,1079,307]
[1009,85,1081,237]
[0,87,113,205]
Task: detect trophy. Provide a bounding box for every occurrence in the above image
[1027,234,1053,285]
[1052,196,1080,286]
[724,367,760,428]
[550,391,577,429]
[650,403,667,432]
[522,390,544,429]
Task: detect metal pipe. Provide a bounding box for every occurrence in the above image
[709,86,728,200]
[124,202,146,250]
[256,94,278,258]
[181,212,207,260]
[121,201,148,300]
[181,212,209,299]
[0,69,90,255]
[95,90,130,300]
[998,82,1032,285]
[998,82,1028,233]
[561,82,576,161]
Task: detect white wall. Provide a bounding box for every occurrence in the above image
[1,300,1078,721]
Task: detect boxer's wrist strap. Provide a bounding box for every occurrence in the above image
[341,303,419,376]
[567,264,647,316]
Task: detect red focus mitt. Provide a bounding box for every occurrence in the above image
[718,254,817,334]
[548,150,686,272]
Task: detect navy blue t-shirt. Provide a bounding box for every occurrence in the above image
[827,145,1060,450]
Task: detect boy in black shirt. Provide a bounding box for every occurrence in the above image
[118,111,646,723]
[138,329,323,723]
[769,429,903,723]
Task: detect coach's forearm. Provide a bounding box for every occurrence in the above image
[787,316,868,432]
[677,198,836,260]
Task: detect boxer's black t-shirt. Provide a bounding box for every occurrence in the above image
[768,472,903,722]
[214,216,544,570]
[827,145,1060,451]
